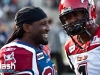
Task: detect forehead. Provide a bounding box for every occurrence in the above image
[61,9,84,19]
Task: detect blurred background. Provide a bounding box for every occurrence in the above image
[0,0,100,75]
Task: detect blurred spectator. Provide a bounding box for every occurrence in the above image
[0,21,8,48]
[0,8,4,19]
[17,0,34,8]
[3,0,11,5]
[0,0,3,7]
[26,0,32,6]
[48,18,65,75]
[12,0,18,5]
[96,0,100,25]
[58,22,69,45]
[57,22,75,73]
[43,0,60,9]
[2,0,19,21]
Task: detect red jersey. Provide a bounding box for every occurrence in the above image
[0,40,56,75]
[64,27,100,75]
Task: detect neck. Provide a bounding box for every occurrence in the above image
[78,23,99,44]
[20,37,40,50]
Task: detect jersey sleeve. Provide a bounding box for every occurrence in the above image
[0,46,34,75]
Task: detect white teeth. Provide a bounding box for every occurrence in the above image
[43,34,48,38]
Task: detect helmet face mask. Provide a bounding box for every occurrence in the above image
[59,8,89,36]
[62,18,86,36]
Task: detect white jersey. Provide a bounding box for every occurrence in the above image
[64,27,100,75]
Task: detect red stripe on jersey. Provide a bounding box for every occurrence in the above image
[65,27,100,56]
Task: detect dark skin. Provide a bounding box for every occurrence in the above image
[65,10,99,44]
[20,18,50,50]
[79,23,99,43]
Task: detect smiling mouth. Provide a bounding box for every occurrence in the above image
[43,34,48,38]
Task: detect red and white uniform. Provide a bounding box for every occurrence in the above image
[64,27,100,75]
[0,40,56,75]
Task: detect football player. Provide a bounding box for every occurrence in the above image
[0,6,57,75]
[59,0,100,75]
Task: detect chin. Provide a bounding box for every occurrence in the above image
[42,41,48,45]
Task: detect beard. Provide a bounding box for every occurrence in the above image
[41,39,48,45]
[33,34,49,45]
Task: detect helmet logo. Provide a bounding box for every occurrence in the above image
[81,0,85,3]
[61,7,72,13]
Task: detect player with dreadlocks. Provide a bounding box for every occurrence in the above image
[59,0,100,75]
[0,6,57,75]
[6,26,24,44]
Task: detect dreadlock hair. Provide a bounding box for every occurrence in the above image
[6,26,24,44]
[6,19,35,44]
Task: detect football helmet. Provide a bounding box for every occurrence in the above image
[59,0,96,36]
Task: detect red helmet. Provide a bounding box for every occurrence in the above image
[59,0,96,20]
[59,0,96,36]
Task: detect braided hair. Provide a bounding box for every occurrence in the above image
[5,20,34,44]
[6,26,24,44]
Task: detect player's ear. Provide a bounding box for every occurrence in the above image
[23,24,31,33]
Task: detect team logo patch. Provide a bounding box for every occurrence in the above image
[0,52,16,73]
[37,52,44,60]
[69,45,75,53]
[46,58,50,63]
[3,52,16,64]
[90,36,100,46]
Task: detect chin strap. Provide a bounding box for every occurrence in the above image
[70,28,92,50]
[70,35,83,49]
